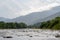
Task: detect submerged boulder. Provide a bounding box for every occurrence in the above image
[29,36,33,37]
[55,34,60,38]
[3,36,13,38]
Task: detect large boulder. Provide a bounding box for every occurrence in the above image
[55,34,60,38]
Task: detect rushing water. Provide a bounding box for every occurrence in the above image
[0,29,60,40]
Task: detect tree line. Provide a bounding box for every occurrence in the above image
[0,17,60,30]
[0,22,27,29]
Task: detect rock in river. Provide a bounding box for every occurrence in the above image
[3,36,13,38]
[55,34,60,38]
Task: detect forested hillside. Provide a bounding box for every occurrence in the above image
[32,17,60,30]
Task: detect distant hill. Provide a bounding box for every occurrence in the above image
[32,13,60,29]
[35,12,60,23]
[0,17,10,22]
[10,6,60,25]
[0,6,60,25]
[40,17,60,30]
[31,17,60,30]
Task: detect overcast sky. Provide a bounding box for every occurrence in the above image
[0,0,60,19]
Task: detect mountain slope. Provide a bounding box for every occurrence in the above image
[40,17,60,30]
[35,12,60,23]
[32,17,60,30]
[8,6,60,24]
[0,6,60,25]
[33,12,60,27]
[9,6,60,25]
